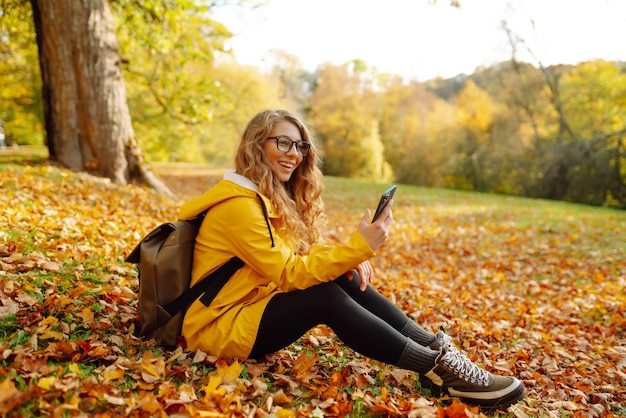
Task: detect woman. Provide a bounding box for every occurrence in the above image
[179,109,525,411]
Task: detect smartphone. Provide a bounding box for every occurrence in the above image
[371,185,396,223]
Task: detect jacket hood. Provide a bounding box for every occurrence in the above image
[178,171,276,220]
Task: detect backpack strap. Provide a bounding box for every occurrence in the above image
[162,256,244,316]
[256,194,275,248]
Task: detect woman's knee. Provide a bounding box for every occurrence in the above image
[311,282,353,315]
[272,282,350,314]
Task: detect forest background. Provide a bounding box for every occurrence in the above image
[1,0,625,209]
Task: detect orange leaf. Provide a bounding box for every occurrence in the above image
[437,400,480,418]
[293,352,318,383]
[271,389,293,405]
[0,379,25,413]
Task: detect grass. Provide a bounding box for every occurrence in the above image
[322,175,625,261]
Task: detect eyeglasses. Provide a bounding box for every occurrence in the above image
[266,135,311,157]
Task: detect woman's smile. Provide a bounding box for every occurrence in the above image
[263,121,304,182]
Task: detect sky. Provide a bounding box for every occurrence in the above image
[212,0,626,81]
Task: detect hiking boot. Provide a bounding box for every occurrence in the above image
[424,328,526,411]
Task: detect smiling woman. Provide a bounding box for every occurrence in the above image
[176,108,526,412]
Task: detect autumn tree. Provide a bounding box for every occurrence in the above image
[309,61,392,182]
[475,61,553,195]
[498,21,626,206]
[377,75,446,186]
[29,0,172,195]
[112,0,233,165]
[448,80,500,191]
[206,61,287,165]
[555,60,626,206]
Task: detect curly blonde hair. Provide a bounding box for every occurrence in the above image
[234,109,327,254]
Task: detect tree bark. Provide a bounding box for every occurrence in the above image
[30,0,173,198]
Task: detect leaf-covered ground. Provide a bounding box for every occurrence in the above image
[1,155,625,417]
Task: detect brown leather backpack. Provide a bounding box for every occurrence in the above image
[125,211,243,347]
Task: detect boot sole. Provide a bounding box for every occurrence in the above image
[428,379,526,412]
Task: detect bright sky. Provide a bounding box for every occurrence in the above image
[213,0,626,81]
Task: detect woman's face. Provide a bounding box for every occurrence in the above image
[262,121,304,183]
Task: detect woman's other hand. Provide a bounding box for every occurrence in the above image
[347,260,374,291]
[358,200,393,252]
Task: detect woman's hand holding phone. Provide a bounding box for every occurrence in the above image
[371,185,396,223]
[358,186,395,251]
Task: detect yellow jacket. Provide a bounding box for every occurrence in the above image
[179,172,375,359]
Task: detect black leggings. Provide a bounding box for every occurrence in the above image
[248,273,411,363]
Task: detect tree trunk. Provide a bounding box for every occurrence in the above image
[30,0,173,198]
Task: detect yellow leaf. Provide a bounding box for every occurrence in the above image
[276,409,297,418]
[194,411,227,417]
[68,363,81,375]
[141,354,165,383]
[40,316,58,326]
[80,307,94,322]
[104,368,125,382]
[37,376,56,390]
[40,329,64,340]
[216,360,242,384]
[203,375,225,396]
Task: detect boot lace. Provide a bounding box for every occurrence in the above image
[436,327,492,387]
[434,327,459,353]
